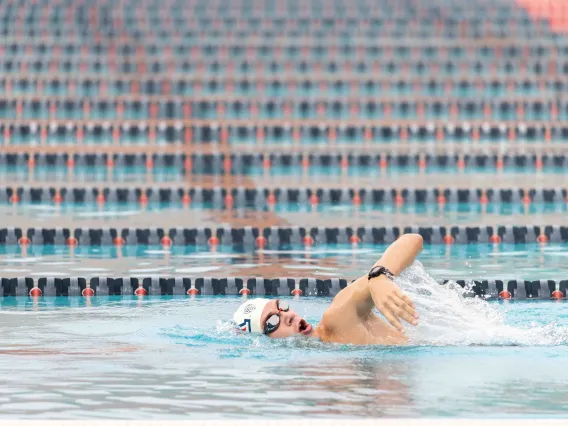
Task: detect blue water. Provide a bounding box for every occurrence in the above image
[0,243,567,281]
[1,262,568,418]
[0,164,566,183]
[2,201,567,222]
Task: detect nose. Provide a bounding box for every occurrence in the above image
[281,309,295,327]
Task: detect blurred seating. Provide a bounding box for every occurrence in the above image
[0,0,566,151]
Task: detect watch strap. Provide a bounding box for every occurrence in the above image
[368,265,395,281]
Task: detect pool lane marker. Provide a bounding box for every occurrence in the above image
[498,282,512,299]
[3,187,568,207]
[0,225,565,246]
[552,281,564,299]
[0,277,567,299]
[29,281,42,297]
[82,281,95,296]
[186,280,199,296]
[4,153,568,172]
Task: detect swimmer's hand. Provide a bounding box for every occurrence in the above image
[367,233,422,332]
[369,276,418,333]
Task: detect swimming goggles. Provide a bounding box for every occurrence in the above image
[264,300,290,335]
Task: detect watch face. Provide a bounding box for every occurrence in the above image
[369,266,384,277]
[369,266,394,280]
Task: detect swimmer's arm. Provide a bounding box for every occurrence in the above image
[367,233,424,280]
[321,234,422,333]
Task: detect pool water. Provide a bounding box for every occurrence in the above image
[1,262,568,419]
[5,201,568,214]
[2,165,568,182]
[2,201,566,236]
[0,243,566,280]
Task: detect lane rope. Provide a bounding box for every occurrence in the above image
[0,225,561,245]
[0,276,565,299]
[0,186,567,205]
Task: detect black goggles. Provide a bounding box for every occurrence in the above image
[263,300,290,335]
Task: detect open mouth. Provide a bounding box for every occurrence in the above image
[299,319,312,335]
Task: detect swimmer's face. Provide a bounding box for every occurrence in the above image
[261,299,313,338]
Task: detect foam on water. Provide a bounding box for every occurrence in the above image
[400,261,568,346]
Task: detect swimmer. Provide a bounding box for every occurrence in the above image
[234,233,423,345]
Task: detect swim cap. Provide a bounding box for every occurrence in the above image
[233,298,271,334]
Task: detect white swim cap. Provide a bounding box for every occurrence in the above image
[233,298,271,334]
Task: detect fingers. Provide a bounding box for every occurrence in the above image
[394,290,419,319]
[387,301,418,326]
[374,284,419,332]
[380,306,404,333]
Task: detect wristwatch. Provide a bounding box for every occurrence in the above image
[368,265,395,281]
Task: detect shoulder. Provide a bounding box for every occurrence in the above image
[317,307,369,344]
[319,308,336,333]
[318,297,354,336]
[316,312,336,341]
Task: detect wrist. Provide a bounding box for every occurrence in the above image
[368,275,390,286]
[368,265,396,282]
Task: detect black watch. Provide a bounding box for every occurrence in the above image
[368,265,395,281]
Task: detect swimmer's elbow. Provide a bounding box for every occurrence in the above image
[401,233,423,253]
[415,234,424,251]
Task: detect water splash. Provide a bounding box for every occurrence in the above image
[400,261,568,346]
